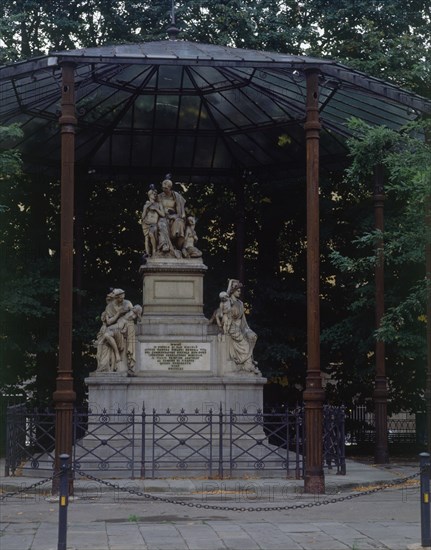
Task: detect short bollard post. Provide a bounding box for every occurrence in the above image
[420,452,431,548]
[58,453,70,550]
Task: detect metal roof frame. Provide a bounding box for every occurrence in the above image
[1,39,429,183]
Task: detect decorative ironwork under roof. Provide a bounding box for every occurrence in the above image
[1,39,430,182]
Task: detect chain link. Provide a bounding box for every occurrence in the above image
[74,468,421,513]
[0,474,58,501]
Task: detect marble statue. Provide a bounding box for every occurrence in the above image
[212,279,260,375]
[95,289,142,374]
[158,176,186,252]
[214,291,231,340]
[141,186,174,257]
[182,216,202,258]
[141,175,201,260]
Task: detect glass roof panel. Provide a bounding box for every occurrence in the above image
[119,65,158,92]
[194,136,217,167]
[204,94,253,129]
[78,89,132,128]
[321,88,413,131]
[111,135,132,165]
[1,39,429,180]
[131,135,152,166]
[152,135,175,167]
[133,96,157,129]
[212,138,231,168]
[155,95,180,129]
[241,86,292,121]
[197,102,217,131]
[229,89,272,124]
[228,132,274,165]
[188,66,245,93]
[174,136,196,167]
[158,65,185,90]
[178,96,201,130]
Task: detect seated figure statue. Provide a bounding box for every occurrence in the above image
[95,289,142,374]
[211,279,260,375]
[158,176,186,252]
[141,175,201,260]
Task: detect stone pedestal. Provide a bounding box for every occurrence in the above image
[87,258,265,413]
[85,258,269,477]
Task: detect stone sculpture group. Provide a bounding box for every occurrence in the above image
[94,176,259,376]
[141,176,202,259]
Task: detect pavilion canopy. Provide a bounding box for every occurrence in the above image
[1,39,430,183]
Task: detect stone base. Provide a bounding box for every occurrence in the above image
[82,373,281,478]
[84,257,270,478]
[141,257,207,316]
[86,373,266,415]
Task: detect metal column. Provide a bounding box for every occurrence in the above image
[303,67,325,494]
[373,166,389,464]
[52,62,77,494]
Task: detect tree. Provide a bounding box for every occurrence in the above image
[304,0,431,96]
[323,119,431,412]
[0,124,61,401]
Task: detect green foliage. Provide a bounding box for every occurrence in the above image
[0,124,23,179]
[323,120,430,412]
[1,1,429,99]
[304,0,431,95]
[0,168,60,401]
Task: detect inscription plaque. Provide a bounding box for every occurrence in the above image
[154,280,194,299]
[141,342,211,371]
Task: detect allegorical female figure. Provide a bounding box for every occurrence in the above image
[95,289,141,374]
[225,279,260,375]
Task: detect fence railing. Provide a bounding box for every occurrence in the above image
[345,406,421,447]
[5,404,346,479]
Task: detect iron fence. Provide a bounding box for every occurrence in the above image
[5,404,345,479]
[345,406,421,447]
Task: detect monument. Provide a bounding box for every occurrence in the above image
[84,176,268,476]
[87,175,265,415]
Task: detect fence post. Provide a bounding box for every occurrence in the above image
[420,452,431,548]
[5,406,12,476]
[141,405,146,478]
[218,404,223,479]
[131,408,135,480]
[57,453,70,550]
[339,407,346,475]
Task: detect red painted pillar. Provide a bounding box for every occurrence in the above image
[303,67,325,494]
[373,166,389,464]
[52,62,77,494]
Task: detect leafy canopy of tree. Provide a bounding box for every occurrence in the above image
[1,1,430,96]
[323,119,431,412]
[0,0,430,410]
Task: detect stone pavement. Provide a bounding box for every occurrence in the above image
[1,458,430,550]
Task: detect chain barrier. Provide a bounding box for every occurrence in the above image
[0,473,58,501]
[74,467,421,513]
[0,466,421,510]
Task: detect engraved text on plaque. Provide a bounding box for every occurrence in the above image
[141,342,211,371]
